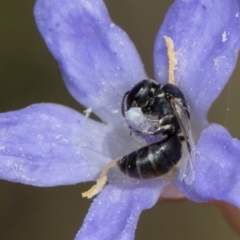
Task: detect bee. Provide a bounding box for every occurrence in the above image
[117,79,195,184]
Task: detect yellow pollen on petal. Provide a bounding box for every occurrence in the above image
[164,36,176,85]
[82,160,116,199]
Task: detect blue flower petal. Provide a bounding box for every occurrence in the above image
[175,124,240,209]
[75,179,166,240]
[0,104,133,186]
[34,0,146,125]
[154,0,240,125]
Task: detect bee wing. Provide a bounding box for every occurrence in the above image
[170,98,195,185]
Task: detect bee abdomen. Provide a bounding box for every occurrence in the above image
[117,134,182,179]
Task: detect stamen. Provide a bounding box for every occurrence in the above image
[82,160,116,199]
[164,36,176,85]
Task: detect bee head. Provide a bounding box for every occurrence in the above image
[121,79,158,116]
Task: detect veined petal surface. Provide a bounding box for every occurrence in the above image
[154,0,240,126]
[175,124,240,209]
[0,104,134,186]
[76,179,166,240]
[35,0,147,125]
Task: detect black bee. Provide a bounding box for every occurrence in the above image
[117,79,195,184]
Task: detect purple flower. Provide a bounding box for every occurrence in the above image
[1,0,240,239]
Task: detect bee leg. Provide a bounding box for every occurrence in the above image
[146,114,175,126]
[133,126,165,135]
[134,124,175,135]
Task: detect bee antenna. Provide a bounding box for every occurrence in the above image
[121,91,129,117]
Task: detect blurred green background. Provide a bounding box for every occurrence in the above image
[0,1,240,239]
